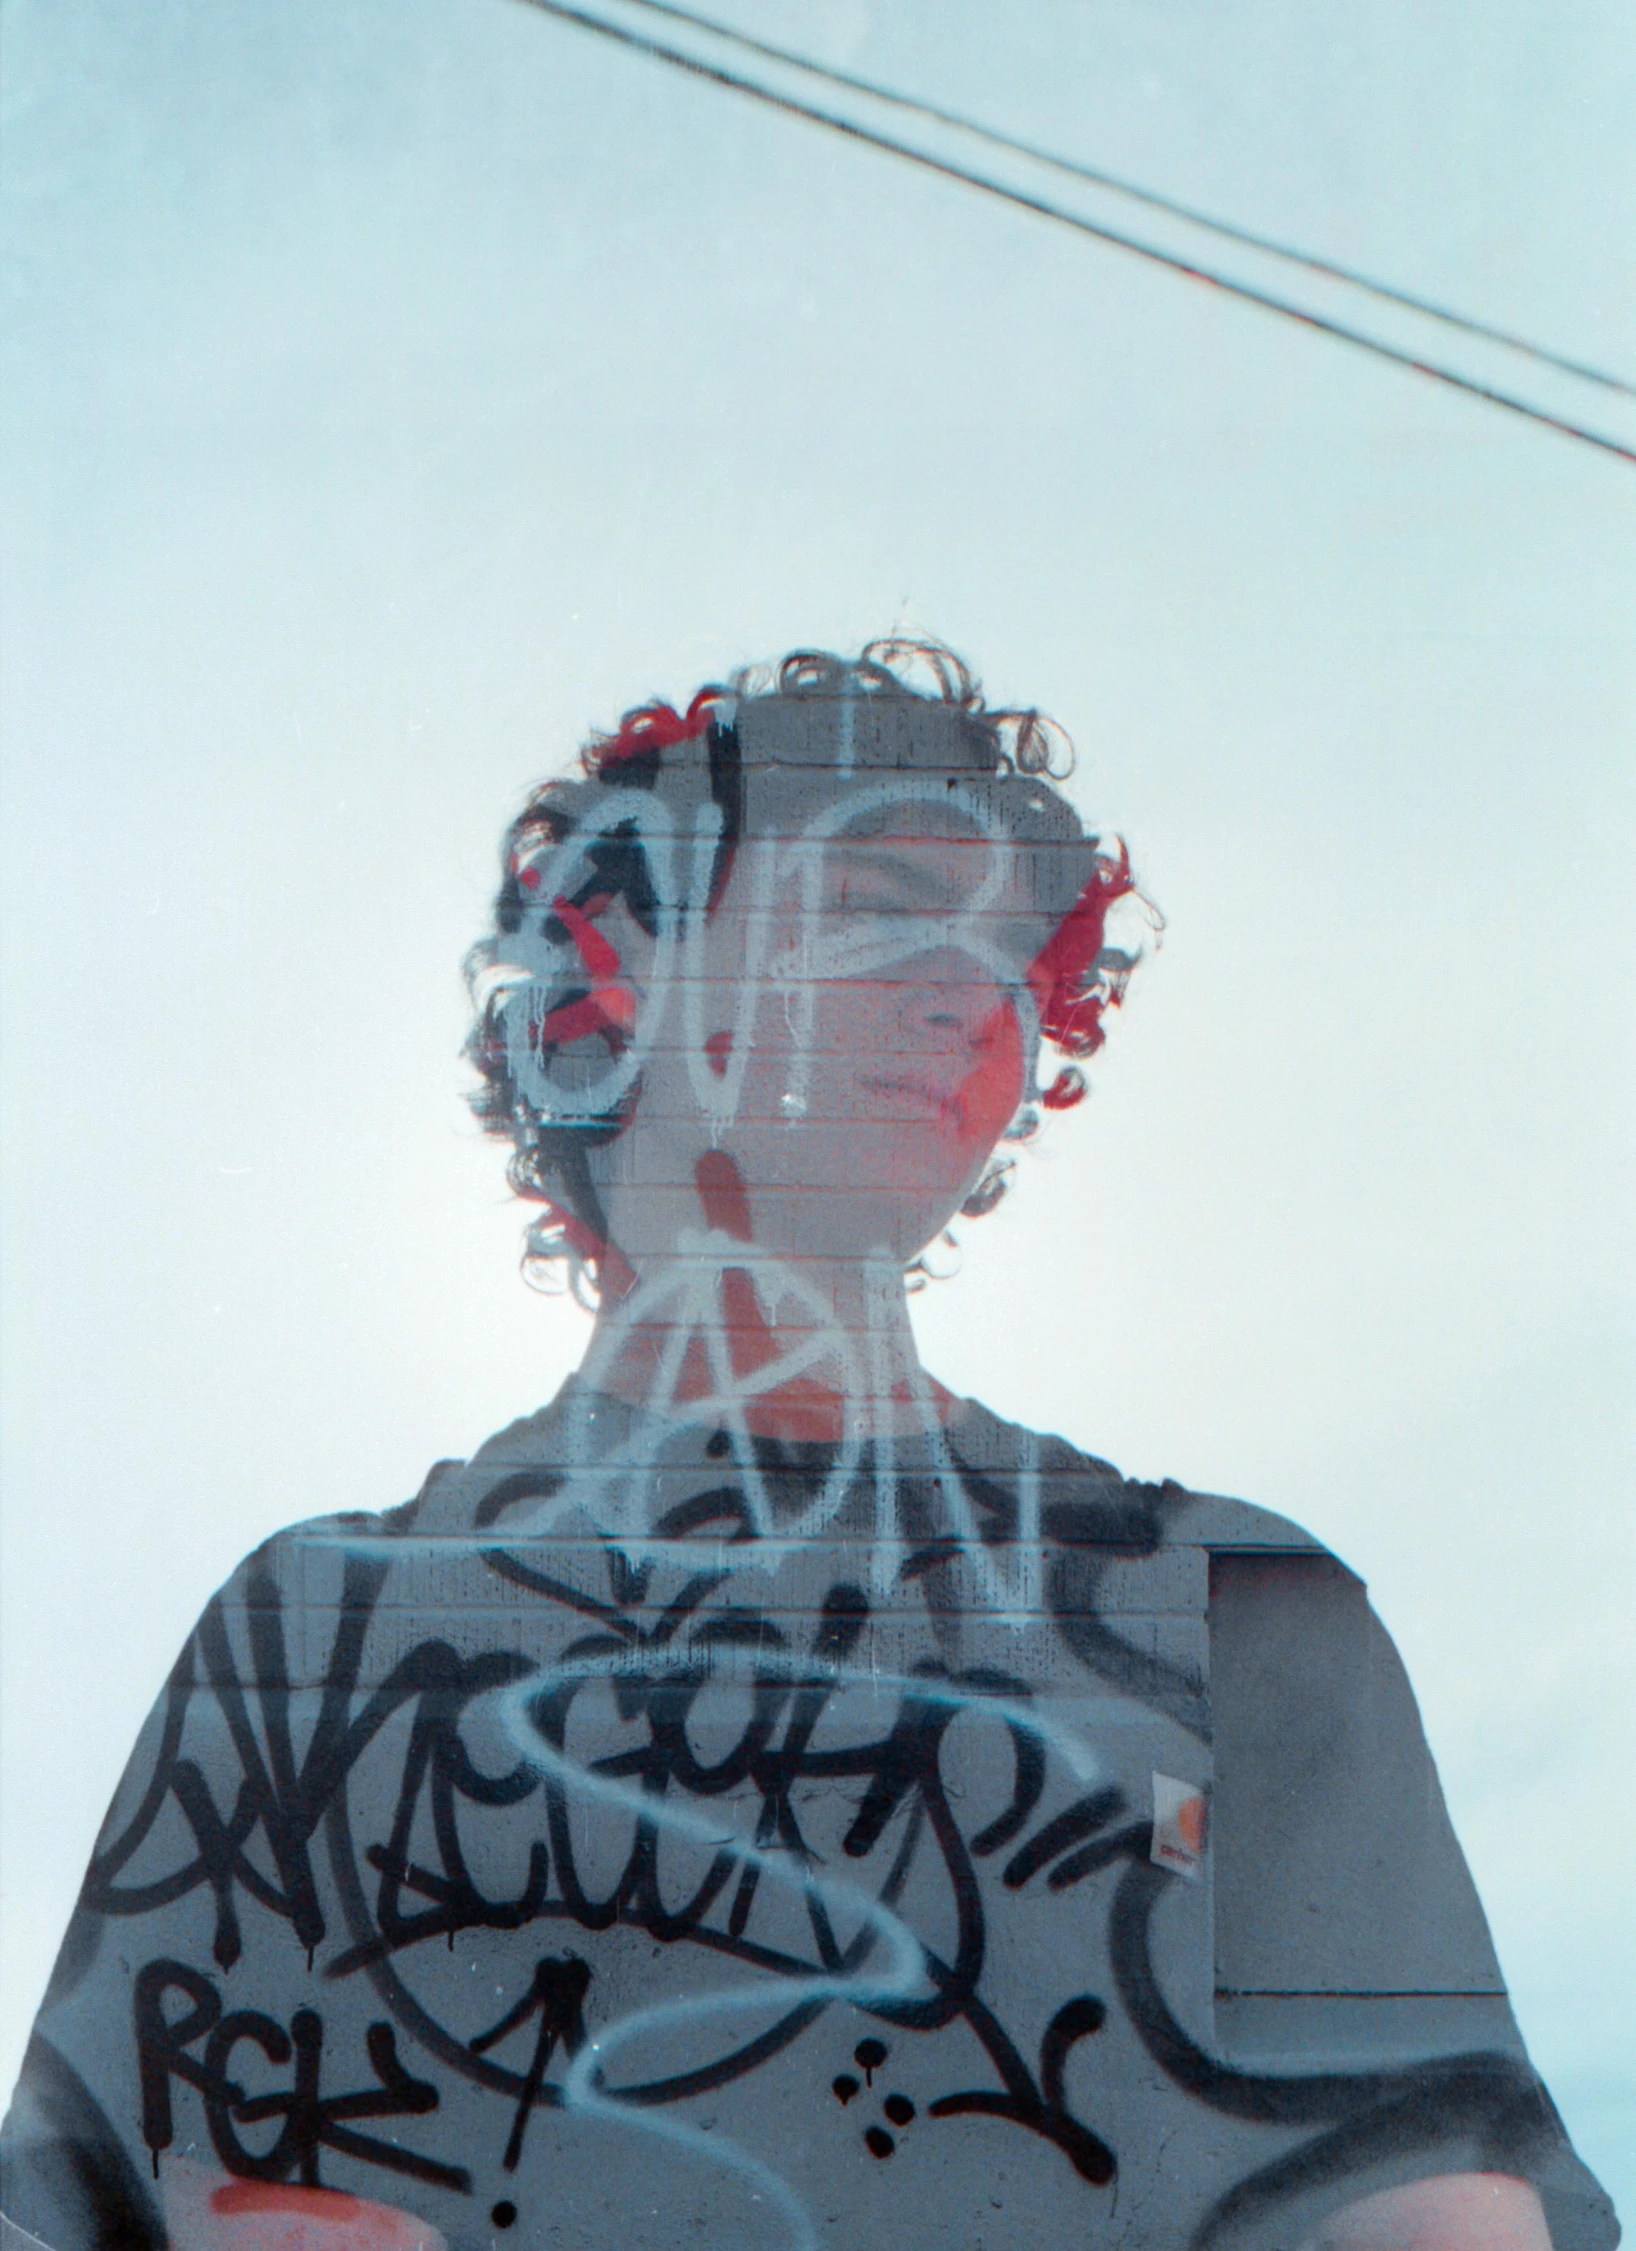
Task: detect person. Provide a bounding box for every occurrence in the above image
[0,641,1618,2251]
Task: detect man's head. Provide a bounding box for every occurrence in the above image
[466,639,1146,1288]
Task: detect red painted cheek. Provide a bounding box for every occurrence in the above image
[951,1003,1026,1152]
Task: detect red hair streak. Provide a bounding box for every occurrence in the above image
[590,687,725,769]
[1026,849,1137,1081]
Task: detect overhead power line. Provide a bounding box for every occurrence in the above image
[618,0,1635,404]
[506,0,1636,467]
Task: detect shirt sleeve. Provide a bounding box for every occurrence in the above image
[0,1692,174,2251]
[0,1505,424,2251]
[1209,1548,1620,2251]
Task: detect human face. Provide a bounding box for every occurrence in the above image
[587,806,1036,1274]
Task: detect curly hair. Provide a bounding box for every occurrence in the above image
[465,637,1153,1291]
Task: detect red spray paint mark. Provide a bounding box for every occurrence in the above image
[211,2187,364,2220]
[691,1153,784,1402]
[719,1268,778,1385]
[703,1030,734,1079]
[207,2183,425,2247]
[691,1152,769,1388]
[693,1150,755,1242]
[531,894,637,1053]
[551,895,622,982]
[537,989,637,1045]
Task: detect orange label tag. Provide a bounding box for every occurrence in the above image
[1151,1771,1209,1879]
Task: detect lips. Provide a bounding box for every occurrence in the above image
[855,1071,954,1113]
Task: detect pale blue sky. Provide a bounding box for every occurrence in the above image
[2,0,1633,2212]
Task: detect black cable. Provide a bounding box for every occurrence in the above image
[618,0,1635,403]
[505,0,1636,466]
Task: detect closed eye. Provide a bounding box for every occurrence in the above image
[835,875,913,917]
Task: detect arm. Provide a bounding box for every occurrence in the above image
[1210,1551,1601,2247]
[1302,2171,1552,2250]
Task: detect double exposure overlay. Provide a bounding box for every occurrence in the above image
[0,645,1618,2251]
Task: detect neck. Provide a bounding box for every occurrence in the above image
[580,1243,953,1443]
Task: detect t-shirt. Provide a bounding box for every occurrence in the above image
[1,1386,1619,2251]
